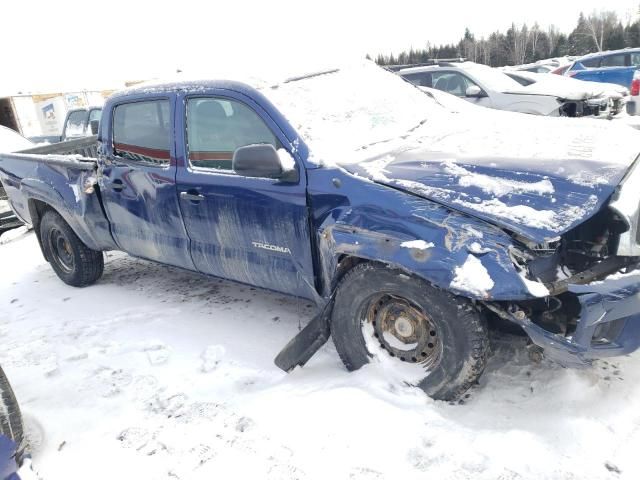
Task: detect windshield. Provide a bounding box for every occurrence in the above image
[262,61,445,165]
[460,63,523,92]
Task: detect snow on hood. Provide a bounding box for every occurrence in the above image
[262,61,640,241]
[339,103,640,242]
[263,60,441,165]
[509,71,627,100]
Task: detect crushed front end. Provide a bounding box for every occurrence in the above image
[485,157,640,366]
[486,267,640,367]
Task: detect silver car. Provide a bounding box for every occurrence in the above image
[397,62,600,117]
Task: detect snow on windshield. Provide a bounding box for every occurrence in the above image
[262,61,443,164]
[0,126,33,153]
[458,63,523,92]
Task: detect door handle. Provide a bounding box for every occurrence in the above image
[111,179,125,192]
[180,191,205,203]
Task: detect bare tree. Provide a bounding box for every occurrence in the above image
[583,10,618,51]
[478,38,493,65]
[530,23,542,59]
[547,25,560,57]
[508,23,530,65]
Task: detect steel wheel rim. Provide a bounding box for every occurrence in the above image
[363,293,442,371]
[49,228,74,273]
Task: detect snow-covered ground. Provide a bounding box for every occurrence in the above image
[1,230,640,480]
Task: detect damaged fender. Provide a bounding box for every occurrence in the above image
[308,167,545,302]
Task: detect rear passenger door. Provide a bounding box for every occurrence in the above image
[175,91,316,299]
[100,96,195,270]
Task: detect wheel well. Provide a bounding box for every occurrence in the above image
[27,199,57,262]
[332,255,408,292]
[333,255,368,290]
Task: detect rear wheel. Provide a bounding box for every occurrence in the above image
[40,210,104,287]
[331,262,489,401]
[0,365,25,463]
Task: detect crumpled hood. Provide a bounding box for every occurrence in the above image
[504,73,622,100]
[341,111,640,242]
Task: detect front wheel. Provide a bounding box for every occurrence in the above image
[331,263,489,401]
[40,210,104,287]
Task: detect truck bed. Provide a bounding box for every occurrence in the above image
[0,136,114,250]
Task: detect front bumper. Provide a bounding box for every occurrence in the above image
[521,271,640,367]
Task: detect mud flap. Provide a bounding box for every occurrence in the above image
[274,299,334,372]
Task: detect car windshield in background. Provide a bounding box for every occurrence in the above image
[65,110,87,137]
[262,61,443,164]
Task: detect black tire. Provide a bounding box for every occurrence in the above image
[331,262,489,401]
[40,210,104,287]
[0,365,25,462]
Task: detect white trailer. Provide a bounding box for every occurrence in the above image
[0,90,114,141]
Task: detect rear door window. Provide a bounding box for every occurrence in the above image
[113,100,171,166]
[601,54,627,67]
[630,53,640,66]
[401,72,433,88]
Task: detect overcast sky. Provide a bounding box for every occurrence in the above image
[2,0,638,93]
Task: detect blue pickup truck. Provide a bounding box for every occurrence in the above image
[2,62,640,400]
[566,48,640,114]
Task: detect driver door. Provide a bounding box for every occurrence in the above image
[175,91,316,299]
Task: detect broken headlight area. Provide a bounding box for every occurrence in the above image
[511,207,630,287]
[489,207,640,364]
[558,98,608,117]
[485,271,640,366]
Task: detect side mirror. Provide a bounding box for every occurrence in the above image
[465,85,484,97]
[233,144,284,179]
[89,120,100,135]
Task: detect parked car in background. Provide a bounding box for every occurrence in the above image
[512,64,555,74]
[397,62,611,117]
[0,127,33,233]
[504,70,628,118]
[0,365,26,479]
[0,89,111,144]
[508,57,575,74]
[552,64,571,75]
[2,62,640,401]
[59,106,102,142]
[564,48,640,115]
[28,107,103,145]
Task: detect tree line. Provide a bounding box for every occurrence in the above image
[372,9,640,67]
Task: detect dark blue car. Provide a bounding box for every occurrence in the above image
[0,366,25,480]
[1,61,640,400]
[566,48,640,114]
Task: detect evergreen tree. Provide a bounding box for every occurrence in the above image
[372,9,632,68]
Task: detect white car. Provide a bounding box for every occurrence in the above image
[504,70,628,118]
[0,125,33,232]
[397,62,608,117]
